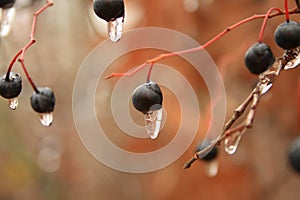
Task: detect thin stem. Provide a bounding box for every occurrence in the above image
[5,1,53,90]
[20,61,38,93]
[285,0,290,22]
[5,50,22,80]
[105,63,148,79]
[146,62,155,82]
[258,7,282,42]
[105,7,300,80]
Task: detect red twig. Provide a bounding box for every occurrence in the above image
[285,0,290,22]
[5,0,53,92]
[105,7,300,80]
[258,7,282,42]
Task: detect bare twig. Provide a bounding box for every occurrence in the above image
[5,0,53,92]
[184,48,300,169]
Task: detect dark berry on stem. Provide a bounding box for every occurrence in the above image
[0,0,15,9]
[274,20,300,50]
[288,137,300,173]
[0,72,22,99]
[132,81,163,114]
[244,42,275,75]
[30,87,55,113]
[195,140,218,162]
[93,0,125,22]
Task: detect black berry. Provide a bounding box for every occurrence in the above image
[93,0,125,22]
[274,20,300,50]
[195,140,218,162]
[30,87,55,113]
[244,42,275,75]
[0,0,15,9]
[0,72,22,99]
[132,81,163,114]
[288,137,300,173]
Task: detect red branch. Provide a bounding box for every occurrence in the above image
[5,0,54,92]
[105,7,300,80]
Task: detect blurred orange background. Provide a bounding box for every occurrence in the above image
[0,0,299,199]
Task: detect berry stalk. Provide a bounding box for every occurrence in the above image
[146,62,154,82]
[258,7,282,42]
[5,0,53,92]
[285,0,290,22]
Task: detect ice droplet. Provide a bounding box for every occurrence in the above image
[39,113,53,127]
[285,53,300,70]
[8,97,18,110]
[183,0,200,13]
[259,82,273,95]
[204,159,219,177]
[107,16,123,42]
[144,108,163,139]
[0,8,16,37]
[224,130,245,155]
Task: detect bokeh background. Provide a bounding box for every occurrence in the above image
[0,0,299,199]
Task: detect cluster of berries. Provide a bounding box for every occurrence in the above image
[0,0,55,126]
[245,20,300,74]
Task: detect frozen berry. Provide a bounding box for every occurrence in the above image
[132,81,163,114]
[30,87,55,113]
[244,42,275,74]
[93,0,124,22]
[195,140,218,162]
[0,0,15,9]
[274,20,300,50]
[0,72,22,99]
[288,137,300,173]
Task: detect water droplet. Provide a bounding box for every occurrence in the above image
[0,8,16,37]
[259,82,273,95]
[37,147,61,173]
[107,16,124,42]
[224,130,245,155]
[144,108,163,139]
[183,0,200,13]
[39,112,53,127]
[8,97,18,110]
[204,159,219,177]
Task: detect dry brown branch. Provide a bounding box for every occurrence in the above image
[184,48,300,169]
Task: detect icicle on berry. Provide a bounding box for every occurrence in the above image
[244,42,275,75]
[288,137,300,174]
[30,87,55,127]
[0,0,16,37]
[0,72,22,110]
[132,81,163,139]
[224,129,246,155]
[93,0,125,42]
[274,20,300,50]
[196,140,219,177]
